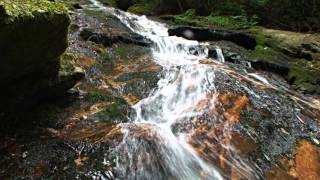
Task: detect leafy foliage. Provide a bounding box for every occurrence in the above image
[116,0,320,32]
[172,9,258,29]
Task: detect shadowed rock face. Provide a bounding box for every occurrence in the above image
[0,0,83,116]
[0,0,69,84]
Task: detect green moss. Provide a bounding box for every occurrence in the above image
[127,3,154,15]
[0,0,70,84]
[249,27,270,46]
[173,9,203,26]
[85,91,109,102]
[104,53,112,62]
[252,45,273,60]
[85,90,128,105]
[169,9,258,29]
[288,60,320,93]
[59,53,76,76]
[251,44,320,93]
[88,96,130,122]
[249,27,320,94]
[0,0,68,23]
[206,15,258,29]
[95,103,125,120]
[114,47,127,58]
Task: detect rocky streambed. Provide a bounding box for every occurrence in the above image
[0,0,319,179]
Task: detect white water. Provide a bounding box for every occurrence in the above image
[87,0,253,179]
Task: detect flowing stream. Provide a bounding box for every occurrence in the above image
[84,1,318,179]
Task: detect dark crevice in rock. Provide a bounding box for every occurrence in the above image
[80,28,153,47]
[168,26,257,49]
[250,61,290,77]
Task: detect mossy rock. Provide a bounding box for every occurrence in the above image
[88,96,133,123]
[85,91,118,103]
[0,0,70,84]
[250,45,320,94]
[0,0,77,115]
[127,3,154,15]
[0,0,67,23]
[90,103,127,122]
[60,53,76,76]
[85,91,107,102]
[288,61,320,94]
[249,27,320,61]
[248,27,320,94]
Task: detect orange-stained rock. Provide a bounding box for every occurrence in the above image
[221,94,249,123]
[266,140,320,180]
[123,94,140,105]
[295,140,320,179]
[230,133,257,154]
[187,93,255,179]
[77,56,97,67]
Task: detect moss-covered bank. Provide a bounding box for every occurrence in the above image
[249,28,320,94]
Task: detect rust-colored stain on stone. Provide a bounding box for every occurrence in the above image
[77,56,97,67]
[295,140,320,179]
[219,94,249,123]
[266,140,320,180]
[123,94,141,105]
[188,93,255,179]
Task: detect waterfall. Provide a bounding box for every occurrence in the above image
[86,0,255,179]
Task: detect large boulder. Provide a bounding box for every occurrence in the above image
[0,0,82,115]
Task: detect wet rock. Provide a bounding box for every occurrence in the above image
[207,41,251,65]
[266,140,320,180]
[114,71,159,82]
[80,28,153,47]
[115,71,160,99]
[168,26,256,49]
[0,139,116,179]
[88,98,135,123]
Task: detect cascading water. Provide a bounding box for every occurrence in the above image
[87,0,256,179]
